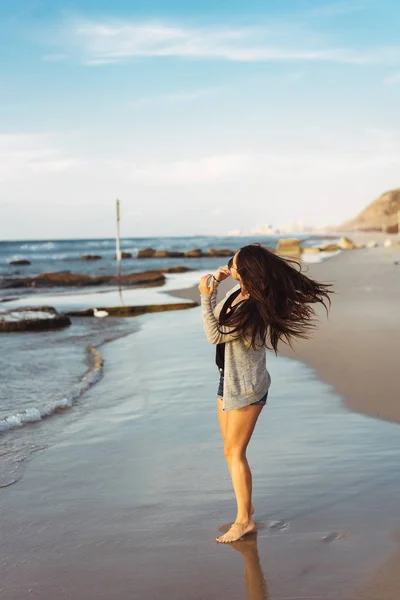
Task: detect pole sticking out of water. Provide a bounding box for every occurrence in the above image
[116,199,121,279]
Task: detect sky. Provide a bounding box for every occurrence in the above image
[1,0,400,239]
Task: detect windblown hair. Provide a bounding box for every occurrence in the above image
[217,243,333,354]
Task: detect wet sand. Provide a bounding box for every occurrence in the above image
[168,246,400,424]
[1,276,400,598]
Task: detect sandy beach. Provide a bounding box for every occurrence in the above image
[1,245,400,599]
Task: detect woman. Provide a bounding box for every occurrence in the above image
[198,243,332,544]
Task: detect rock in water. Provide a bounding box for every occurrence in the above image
[301,247,321,254]
[137,248,156,258]
[0,307,71,332]
[184,249,203,258]
[339,237,355,250]
[320,243,341,252]
[276,239,301,257]
[9,259,31,265]
[159,266,191,273]
[0,270,165,289]
[165,251,185,258]
[207,248,234,257]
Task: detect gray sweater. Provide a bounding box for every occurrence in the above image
[200,279,271,411]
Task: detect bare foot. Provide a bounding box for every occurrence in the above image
[216,519,256,544]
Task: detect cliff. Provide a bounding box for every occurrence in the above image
[340,188,400,233]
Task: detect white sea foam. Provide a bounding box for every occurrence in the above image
[302,250,341,263]
[0,310,58,322]
[0,346,103,435]
[20,242,56,250]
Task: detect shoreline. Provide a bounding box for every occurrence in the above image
[166,246,400,424]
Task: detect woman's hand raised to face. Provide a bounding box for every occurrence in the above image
[198,265,230,296]
[198,274,215,296]
[214,266,230,282]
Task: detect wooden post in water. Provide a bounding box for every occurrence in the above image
[116,199,121,279]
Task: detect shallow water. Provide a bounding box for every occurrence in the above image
[0,316,138,487]
[1,301,400,598]
[0,269,204,488]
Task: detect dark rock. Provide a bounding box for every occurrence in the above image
[0,306,71,333]
[81,254,102,260]
[137,249,185,258]
[184,248,203,258]
[207,248,234,257]
[117,272,165,287]
[0,296,20,303]
[137,248,156,258]
[9,259,31,266]
[66,302,198,318]
[320,244,341,252]
[165,251,185,258]
[138,248,234,258]
[115,252,133,259]
[159,266,192,273]
[0,270,166,289]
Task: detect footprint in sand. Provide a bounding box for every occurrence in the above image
[321,531,346,543]
[268,520,290,531]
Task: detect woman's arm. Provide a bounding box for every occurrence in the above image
[208,276,220,315]
[200,288,243,344]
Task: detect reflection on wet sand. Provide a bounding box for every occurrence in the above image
[219,528,269,600]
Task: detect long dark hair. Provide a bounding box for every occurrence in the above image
[218,243,333,354]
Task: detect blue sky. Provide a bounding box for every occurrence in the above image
[1,0,400,239]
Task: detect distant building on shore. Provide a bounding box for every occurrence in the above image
[226,229,243,236]
[226,221,329,237]
[250,224,276,235]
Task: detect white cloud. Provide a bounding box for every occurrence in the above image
[48,18,400,66]
[84,58,120,66]
[109,146,400,187]
[112,153,252,185]
[3,129,399,190]
[0,133,85,181]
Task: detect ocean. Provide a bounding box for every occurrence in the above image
[0,233,331,280]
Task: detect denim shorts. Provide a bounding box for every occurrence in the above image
[217,368,268,406]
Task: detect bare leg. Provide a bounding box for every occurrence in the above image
[218,397,255,515]
[216,401,264,543]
